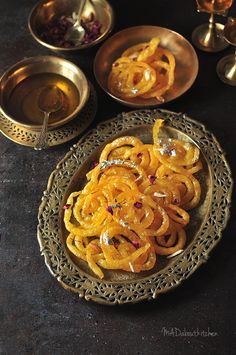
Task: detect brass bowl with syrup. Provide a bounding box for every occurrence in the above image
[0,56,89,130]
[28,0,114,51]
[94,26,199,108]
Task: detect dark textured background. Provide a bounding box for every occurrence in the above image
[1,1,236,354]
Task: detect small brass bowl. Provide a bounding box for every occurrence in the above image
[94,26,199,108]
[0,56,89,130]
[28,0,114,51]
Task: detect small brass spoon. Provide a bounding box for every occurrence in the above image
[34,85,64,150]
[65,0,86,45]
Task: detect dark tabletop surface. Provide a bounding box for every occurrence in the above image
[1,0,236,354]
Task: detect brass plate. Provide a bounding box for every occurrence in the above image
[37,109,233,305]
[0,83,97,147]
[94,26,199,108]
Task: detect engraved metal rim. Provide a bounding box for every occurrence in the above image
[37,109,233,305]
[0,83,97,147]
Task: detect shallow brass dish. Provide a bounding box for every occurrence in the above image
[94,26,199,108]
[0,56,89,131]
[0,82,97,147]
[28,0,114,51]
[37,109,232,305]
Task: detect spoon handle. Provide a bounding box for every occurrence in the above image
[34,112,50,150]
[64,0,86,40]
[75,0,86,22]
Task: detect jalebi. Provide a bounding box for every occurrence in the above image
[107,37,175,102]
[64,119,202,279]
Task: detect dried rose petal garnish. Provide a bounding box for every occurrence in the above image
[148,175,156,184]
[63,204,71,209]
[40,16,74,48]
[134,202,143,209]
[81,18,102,45]
[106,206,113,215]
[40,13,102,48]
[113,239,120,248]
[132,241,140,249]
[137,152,143,158]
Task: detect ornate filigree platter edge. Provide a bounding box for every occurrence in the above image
[37,109,233,305]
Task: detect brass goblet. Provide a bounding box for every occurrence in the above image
[192,0,234,52]
[217,17,236,85]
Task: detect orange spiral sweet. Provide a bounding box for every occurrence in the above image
[107,37,175,102]
[64,119,202,279]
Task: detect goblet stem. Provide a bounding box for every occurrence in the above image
[192,2,230,52]
[203,12,218,47]
[209,12,215,30]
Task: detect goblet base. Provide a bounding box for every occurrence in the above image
[217,54,236,85]
[192,23,229,52]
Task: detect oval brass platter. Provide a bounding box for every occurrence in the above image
[37,109,232,305]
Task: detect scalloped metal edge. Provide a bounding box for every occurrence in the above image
[37,109,233,305]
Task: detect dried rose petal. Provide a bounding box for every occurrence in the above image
[137,152,142,158]
[113,239,120,248]
[106,206,113,215]
[40,16,73,48]
[134,173,139,177]
[173,198,180,204]
[81,17,102,45]
[63,204,71,209]
[40,13,102,48]
[134,202,143,209]
[148,175,156,184]
[132,241,140,249]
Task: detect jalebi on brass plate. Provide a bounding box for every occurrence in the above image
[94,26,199,108]
[37,109,233,305]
